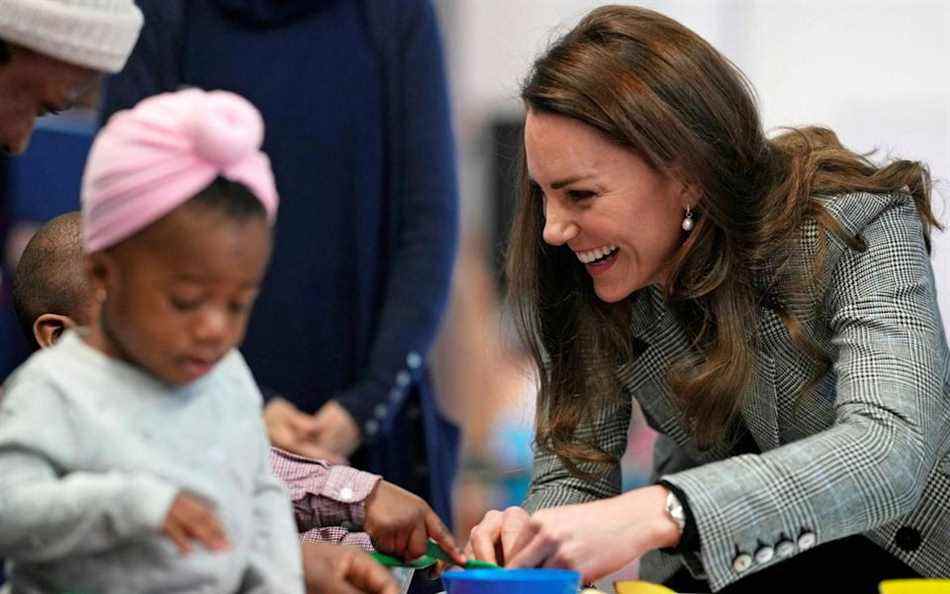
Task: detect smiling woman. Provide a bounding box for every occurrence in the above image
[466,5,950,593]
[525,110,688,304]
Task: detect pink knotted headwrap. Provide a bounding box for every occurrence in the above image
[81,88,279,253]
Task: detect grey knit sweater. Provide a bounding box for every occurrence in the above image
[0,331,303,593]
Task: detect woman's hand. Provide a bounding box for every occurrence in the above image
[507,486,681,583]
[364,480,465,565]
[465,505,532,566]
[263,398,332,460]
[466,486,681,583]
[310,400,362,463]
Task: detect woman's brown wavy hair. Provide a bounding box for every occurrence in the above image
[508,5,940,473]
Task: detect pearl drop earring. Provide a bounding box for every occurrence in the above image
[682,206,694,232]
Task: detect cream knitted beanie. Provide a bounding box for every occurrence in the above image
[0,0,143,73]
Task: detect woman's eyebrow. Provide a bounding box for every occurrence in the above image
[550,174,594,190]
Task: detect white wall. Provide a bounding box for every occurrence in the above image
[443,0,950,337]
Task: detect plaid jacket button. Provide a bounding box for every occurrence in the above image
[894,526,921,552]
[754,545,774,564]
[797,531,817,551]
[775,539,795,558]
[732,553,753,573]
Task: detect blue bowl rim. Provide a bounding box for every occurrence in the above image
[442,568,581,582]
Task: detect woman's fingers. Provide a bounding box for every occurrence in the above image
[468,509,504,564]
[506,523,554,570]
[467,506,532,566]
[289,408,321,437]
[499,506,531,562]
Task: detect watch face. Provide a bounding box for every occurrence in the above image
[666,491,686,529]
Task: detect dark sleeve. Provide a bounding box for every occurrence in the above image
[334,0,459,429]
[99,0,186,123]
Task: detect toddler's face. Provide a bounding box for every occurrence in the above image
[91,205,272,386]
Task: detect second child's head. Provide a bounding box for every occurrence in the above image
[12,211,96,349]
[81,89,279,386]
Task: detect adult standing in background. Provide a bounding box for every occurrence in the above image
[0,0,141,383]
[102,0,460,562]
[0,0,142,156]
[0,4,140,583]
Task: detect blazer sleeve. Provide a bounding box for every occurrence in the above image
[661,199,950,590]
[334,0,459,428]
[523,391,632,512]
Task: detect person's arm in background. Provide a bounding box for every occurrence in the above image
[271,447,380,533]
[272,448,464,563]
[99,0,185,121]
[317,0,459,455]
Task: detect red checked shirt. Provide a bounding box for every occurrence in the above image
[269,447,381,551]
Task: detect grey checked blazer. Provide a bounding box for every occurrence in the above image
[523,192,950,591]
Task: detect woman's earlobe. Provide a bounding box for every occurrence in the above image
[682,205,695,232]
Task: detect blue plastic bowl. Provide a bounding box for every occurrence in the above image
[441,569,581,594]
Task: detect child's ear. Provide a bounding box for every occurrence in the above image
[33,314,76,349]
[85,251,116,294]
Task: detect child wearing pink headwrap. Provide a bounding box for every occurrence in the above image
[0,89,303,593]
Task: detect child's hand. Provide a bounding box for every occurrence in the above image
[363,480,465,565]
[301,542,399,594]
[161,492,231,555]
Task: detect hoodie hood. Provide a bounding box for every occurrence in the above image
[212,0,326,28]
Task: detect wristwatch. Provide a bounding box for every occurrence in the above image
[665,490,686,533]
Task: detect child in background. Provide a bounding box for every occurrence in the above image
[0,89,303,593]
[11,211,95,350]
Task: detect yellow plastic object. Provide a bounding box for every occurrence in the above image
[879,579,950,594]
[614,581,677,594]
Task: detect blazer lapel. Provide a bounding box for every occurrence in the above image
[740,349,781,451]
[622,287,782,459]
[620,288,734,463]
